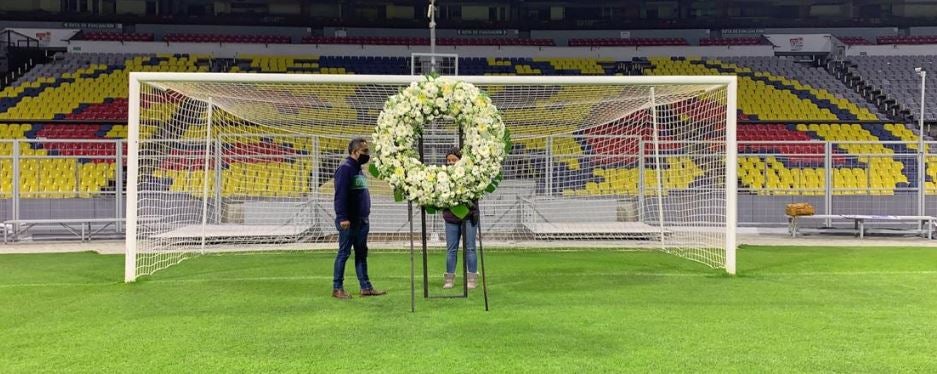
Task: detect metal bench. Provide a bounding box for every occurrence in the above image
[2,218,125,243]
[788,214,936,239]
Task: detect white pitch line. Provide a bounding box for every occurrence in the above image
[760,270,937,277]
[0,282,118,288]
[2,270,937,289]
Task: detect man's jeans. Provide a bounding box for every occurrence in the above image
[333,219,373,290]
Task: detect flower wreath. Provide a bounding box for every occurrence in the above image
[369,76,511,219]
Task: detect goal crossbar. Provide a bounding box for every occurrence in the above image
[129,72,737,86]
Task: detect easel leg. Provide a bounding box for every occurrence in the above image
[477,217,490,311]
[421,207,429,298]
[461,221,468,297]
[409,202,415,313]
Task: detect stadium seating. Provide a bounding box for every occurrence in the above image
[463,57,613,76]
[877,35,937,45]
[642,57,918,195]
[566,157,702,197]
[738,123,828,165]
[719,56,884,120]
[437,38,554,46]
[76,32,155,42]
[927,156,937,194]
[847,55,937,121]
[736,122,912,195]
[568,38,688,47]
[2,51,931,198]
[0,122,117,198]
[836,36,873,45]
[164,34,291,44]
[301,36,554,46]
[150,142,318,198]
[224,55,614,76]
[645,57,882,121]
[303,36,427,45]
[59,98,128,120]
[0,53,217,198]
[699,37,766,46]
[646,57,831,120]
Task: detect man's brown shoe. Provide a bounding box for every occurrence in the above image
[359,288,387,297]
[332,288,352,299]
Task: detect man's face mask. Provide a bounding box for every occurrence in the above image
[357,148,370,164]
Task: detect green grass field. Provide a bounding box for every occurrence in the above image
[2,245,936,373]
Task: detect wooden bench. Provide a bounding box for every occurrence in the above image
[2,218,125,243]
[788,214,936,239]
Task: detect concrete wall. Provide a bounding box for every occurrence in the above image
[0,0,58,12]
[0,197,123,241]
[0,197,122,221]
[911,26,937,36]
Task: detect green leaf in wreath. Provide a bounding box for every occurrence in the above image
[425,206,438,214]
[503,128,513,153]
[450,203,470,219]
[368,163,380,177]
[485,183,497,193]
[393,189,405,202]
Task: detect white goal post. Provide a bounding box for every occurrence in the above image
[125,73,737,282]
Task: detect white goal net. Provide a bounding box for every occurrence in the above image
[411,53,459,76]
[125,73,737,281]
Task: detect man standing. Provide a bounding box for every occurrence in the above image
[332,137,386,299]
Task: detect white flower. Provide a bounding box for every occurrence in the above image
[372,76,507,208]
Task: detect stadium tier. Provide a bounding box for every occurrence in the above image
[1,52,934,199]
[718,56,885,120]
[65,33,937,46]
[846,55,937,121]
[736,123,914,196]
[74,34,556,46]
[698,37,767,46]
[645,57,882,121]
[302,36,429,45]
[568,38,688,47]
[302,36,554,46]
[163,34,292,44]
[836,36,874,45]
[876,35,937,45]
[75,32,155,42]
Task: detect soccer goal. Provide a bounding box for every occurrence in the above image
[124,73,737,282]
[411,53,459,76]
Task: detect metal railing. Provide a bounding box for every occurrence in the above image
[3,135,937,236]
